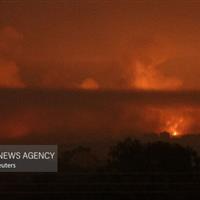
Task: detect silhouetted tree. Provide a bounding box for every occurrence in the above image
[145,142,199,171]
[59,145,98,171]
[108,138,146,171]
[108,138,200,172]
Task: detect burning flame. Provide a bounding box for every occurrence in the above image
[167,118,184,137]
[162,114,191,137]
[172,131,178,137]
[154,107,193,137]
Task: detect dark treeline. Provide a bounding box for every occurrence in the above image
[59,137,200,173]
[1,136,200,199]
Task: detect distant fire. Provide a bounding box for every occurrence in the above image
[157,109,192,137]
[172,131,178,137]
[131,60,182,91]
[166,117,184,137]
[0,90,199,139]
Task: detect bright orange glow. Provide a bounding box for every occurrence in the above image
[80,78,99,90]
[167,118,183,137]
[131,60,182,91]
[172,130,178,137]
[156,108,193,137]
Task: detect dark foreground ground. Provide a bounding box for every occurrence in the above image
[0,172,200,200]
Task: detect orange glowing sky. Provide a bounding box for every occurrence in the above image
[0,1,200,139]
[0,0,200,90]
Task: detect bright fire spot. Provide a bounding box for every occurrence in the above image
[165,117,184,137]
[172,130,178,137]
[158,109,192,137]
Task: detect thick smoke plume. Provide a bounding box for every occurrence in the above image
[126,37,182,90]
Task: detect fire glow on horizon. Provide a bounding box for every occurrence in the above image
[1,1,200,140]
[153,107,193,137]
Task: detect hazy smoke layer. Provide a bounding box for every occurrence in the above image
[1,1,200,90]
[0,89,200,141]
[0,26,25,88]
